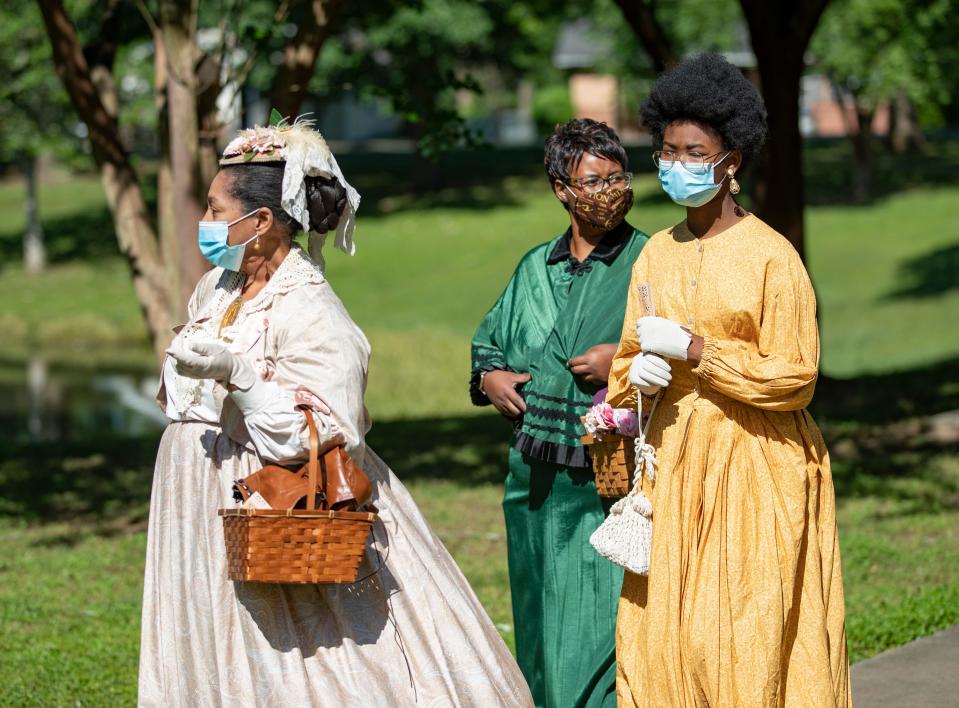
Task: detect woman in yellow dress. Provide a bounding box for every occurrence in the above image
[606,53,851,706]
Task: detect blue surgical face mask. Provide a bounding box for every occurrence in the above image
[197,209,259,271]
[658,153,730,207]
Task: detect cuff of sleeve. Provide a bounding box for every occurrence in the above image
[230,377,278,416]
[469,364,511,406]
[690,337,720,378]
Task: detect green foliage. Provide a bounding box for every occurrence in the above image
[810,0,959,125]
[0,1,85,164]
[311,0,564,155]
[532,84,574,135]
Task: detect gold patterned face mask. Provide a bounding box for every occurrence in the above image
[567,187,634,231]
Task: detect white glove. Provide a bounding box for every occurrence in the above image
[628,352,672,395]
[636,316,692,360]
[167,338,257,389]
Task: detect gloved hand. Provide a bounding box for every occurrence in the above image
[628,352,672,395]
[636,316,692,360]
[167,338,257,390]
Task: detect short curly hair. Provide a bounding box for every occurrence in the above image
[544,118,628,186]
[640,53,767,163]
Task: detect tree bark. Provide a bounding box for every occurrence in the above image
[888,90,926,154]
[268,0,344,120]
[740,0,831,261]
[22,154,47,274]
[158,0,209,311]
[612,0,679,73]
[850,102,874,203]
[37,0,175,359]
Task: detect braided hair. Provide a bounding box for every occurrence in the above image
[221,163,347,236]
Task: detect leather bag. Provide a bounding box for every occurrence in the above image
[233,407,373,511]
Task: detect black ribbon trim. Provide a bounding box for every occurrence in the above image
[512,431,590,468]
[524,403,584,424]
[521,421,578,437]
[526,391,592,407]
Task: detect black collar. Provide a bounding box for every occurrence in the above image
[546,220,634,266]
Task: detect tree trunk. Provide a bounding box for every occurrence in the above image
[22,154,47,274]
[158,0,208,311]
[612,0,679,73]
[888,90,926,154]
[849,103,874,203]
[740,0,831,261]
[37,0,175,359]
[268,0,344,120]
[153,26,182,327]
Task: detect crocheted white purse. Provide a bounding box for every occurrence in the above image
[589,390,661,576]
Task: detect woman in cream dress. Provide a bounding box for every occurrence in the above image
[137,121,532,707]
[606,55,851,707]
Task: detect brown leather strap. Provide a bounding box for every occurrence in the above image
[301,407,322,511]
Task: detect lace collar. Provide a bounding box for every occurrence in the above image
[166,245,326,416]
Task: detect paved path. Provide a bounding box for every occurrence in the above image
[852,625,959,707]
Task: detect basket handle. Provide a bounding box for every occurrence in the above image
[301,407,325,511]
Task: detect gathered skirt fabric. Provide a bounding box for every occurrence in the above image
[503,448,622,708]
[616,389,851,707]
[138,421,533,707]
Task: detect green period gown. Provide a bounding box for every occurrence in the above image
[470,221,649,708]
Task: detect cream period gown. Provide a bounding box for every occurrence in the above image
[606,216,851,707]
[138,245,532,707]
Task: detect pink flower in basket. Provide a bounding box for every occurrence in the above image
[613,408,639,437]
[584,402,637,438]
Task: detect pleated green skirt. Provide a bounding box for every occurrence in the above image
[503,447,622,708]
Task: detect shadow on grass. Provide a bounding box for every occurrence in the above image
[2,356,957,530]
[884,243,959,300]
[812,356,959,425]
[0,435,158,526]
[802,138,959,206]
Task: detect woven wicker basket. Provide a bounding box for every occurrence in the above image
[219,508,375,583]
[581,431,635,498]
[218,408,375,584]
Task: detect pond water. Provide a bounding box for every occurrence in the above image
[0,358,166,443]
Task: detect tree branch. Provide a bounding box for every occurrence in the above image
[612,0,679,73]
[268,0,344,120]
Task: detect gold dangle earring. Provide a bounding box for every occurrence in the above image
[253,233,261,251]
[727,167,740,195]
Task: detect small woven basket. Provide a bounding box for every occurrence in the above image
[219,508,375,584]
[219,408,375,584]
[581,431,635,498]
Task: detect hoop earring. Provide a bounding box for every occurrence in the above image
[727,168,740,195]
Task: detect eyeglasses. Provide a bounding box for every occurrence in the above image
[652,150,729,176]
[567,172,633,194]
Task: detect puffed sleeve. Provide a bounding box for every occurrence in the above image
[606,249,649,409]
[228,288,371,465]
[692,253,820,411]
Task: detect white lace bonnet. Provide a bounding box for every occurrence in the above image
[219,113,360,260]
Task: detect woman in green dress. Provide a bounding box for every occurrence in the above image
[470,118,650,708]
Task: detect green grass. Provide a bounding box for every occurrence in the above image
[0,141,958,703]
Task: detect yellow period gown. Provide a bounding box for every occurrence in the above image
[606,215,851,707]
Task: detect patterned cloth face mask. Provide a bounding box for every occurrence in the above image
[197,209,260,271]
[566,187,635,231]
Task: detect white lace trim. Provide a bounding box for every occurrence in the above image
[167,247,324,416]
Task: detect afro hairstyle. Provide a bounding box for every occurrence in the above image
[640,53,767,163]
[544,118,628,186]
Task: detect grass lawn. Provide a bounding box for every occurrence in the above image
[1,143,958,703]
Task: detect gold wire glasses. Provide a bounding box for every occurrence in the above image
[567,172,633,194]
